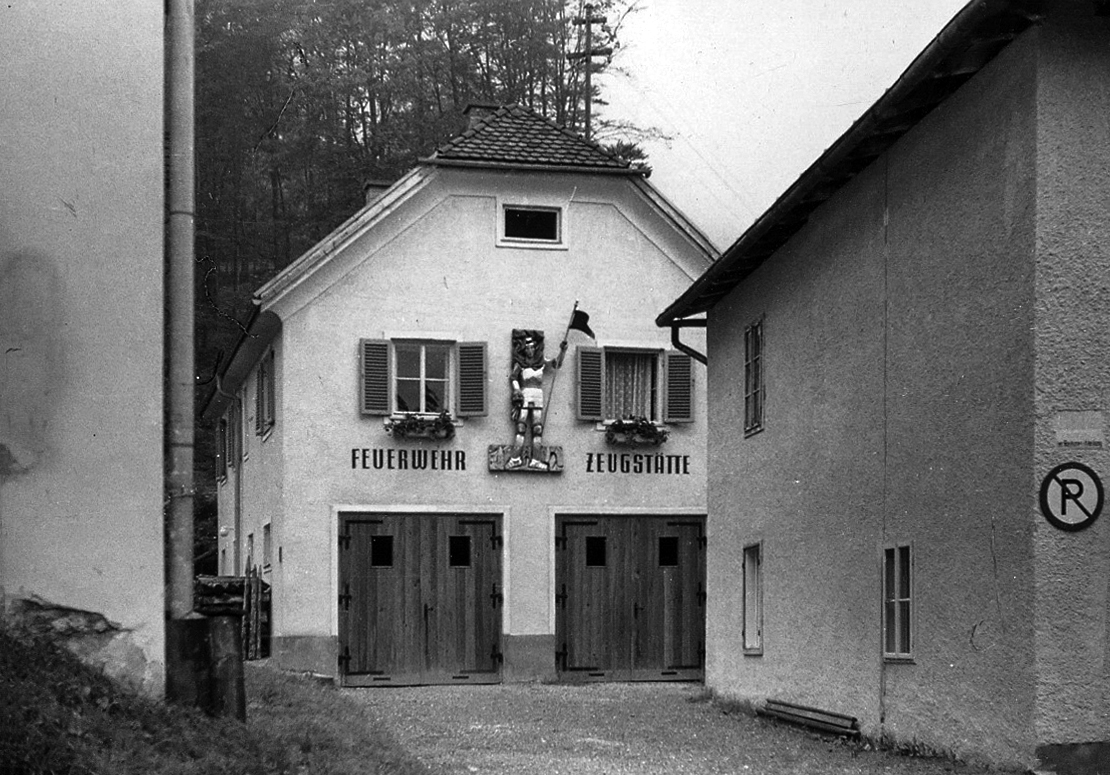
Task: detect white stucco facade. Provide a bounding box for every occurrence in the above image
[211,154,714,680]
[0,3,166,692]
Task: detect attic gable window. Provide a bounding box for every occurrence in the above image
[501,206,561,245]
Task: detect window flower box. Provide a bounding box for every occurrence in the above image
[605,416,668,446]
[385,411,456,440]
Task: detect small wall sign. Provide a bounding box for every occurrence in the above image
[1039,462,1103,532]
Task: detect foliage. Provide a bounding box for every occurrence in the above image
[0,621,429,775]
[193,0,644,523]
[605,415,669,446]
[386,411,456,439]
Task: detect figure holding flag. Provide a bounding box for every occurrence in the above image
[504,303,595,472]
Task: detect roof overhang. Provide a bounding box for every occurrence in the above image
[200,308,282,422]
[419,157,647,176]
[656,0,1044,327]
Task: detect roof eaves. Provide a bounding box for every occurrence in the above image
[656,0,1044,327]
[419,156,644,175]
[255,166,432,309]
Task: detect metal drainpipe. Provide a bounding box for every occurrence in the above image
[669,320,707,365]
[165,0,201,703]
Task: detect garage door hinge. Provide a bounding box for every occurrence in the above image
[338,647,351,673]
[338,583,352,610]
[698,582,706,606]
[555,535,567,550]
[555,583,567,609]
[491,644,503,664]
[338,531,351,550]
[491,533,503,549]
[556,643,567,670]
[490,583,503,608]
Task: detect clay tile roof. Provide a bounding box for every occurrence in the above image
[427,104,639,174]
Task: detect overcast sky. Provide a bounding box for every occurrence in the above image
[598,0,969,250]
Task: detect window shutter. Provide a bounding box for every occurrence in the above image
[456,341,488,417]
[663,350,694,423]
[360,339,391,415]
[576,346,604,421]
[254,363,264,435]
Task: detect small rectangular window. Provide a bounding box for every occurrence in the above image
[449,536,472,567]
[246,533,255,572]
[883,544,913,659]
[743,543,763,654]
[659,536,679,567]
[262,523,272,570]
[744,320,764,434]
[606,350,658,420]
[504,207,559,242]
[585,536,607,566]
[395,342,450,414]
[256,350,276,436]
[217,419,228,479]
[371,535,394,567]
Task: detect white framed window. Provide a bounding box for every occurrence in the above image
[498,204,564,248]
[883,543,913,660]
[360,339,487,418]
[744,318,764,435]
[742,542,763,654]
[262,523,272,571]
[216,418,228,481]
[576,346,693,423]
[255,350,276,437]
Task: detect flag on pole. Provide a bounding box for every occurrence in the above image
[568,308,595,339]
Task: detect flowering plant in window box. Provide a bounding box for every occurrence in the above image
[385,411,456,440]
[605,416,668,446]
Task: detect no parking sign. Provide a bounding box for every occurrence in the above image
[1039,462,1103,532]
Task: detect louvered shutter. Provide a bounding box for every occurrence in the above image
[456,342,488,417]
[576,346,604,421]
[254,361,264,434]
[360,339,391,415]
[663,350,694,423]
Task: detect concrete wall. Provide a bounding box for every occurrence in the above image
[0,3,165,692]
[706,32,1040,768]
[1032,6,1110,755]
[253,168,708,676]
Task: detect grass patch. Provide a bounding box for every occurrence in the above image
[0,622,429,775]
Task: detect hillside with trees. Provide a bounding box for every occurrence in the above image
[193,0,645,564]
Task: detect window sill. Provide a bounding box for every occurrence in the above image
[743,425,764,439]
[882,654,915,664]
[743,648,764,657]
[495,238,567,251]
[260,426,275,443]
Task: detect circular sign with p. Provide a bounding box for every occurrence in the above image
[1040,462,1103,532]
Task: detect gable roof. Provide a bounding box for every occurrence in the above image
[656,0,1044,327]
[425,104,642,175]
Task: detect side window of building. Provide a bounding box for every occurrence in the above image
[743,542,763,654]
[744,318,764,435]
[575,347,693,423]
[216,418,228,481]
[883,543,913,660]
[262,523,272,571]
[256,350,276,437]
[359,339,487,418]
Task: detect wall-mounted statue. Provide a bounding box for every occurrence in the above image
[507,329,567,471]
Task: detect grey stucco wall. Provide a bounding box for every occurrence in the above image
[1033,5,1110,749]
[706,29,1041,769]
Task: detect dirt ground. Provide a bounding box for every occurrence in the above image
[345,682,1000,775]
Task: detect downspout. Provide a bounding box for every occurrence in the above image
[165,0,200,702]
[669,319,707,365]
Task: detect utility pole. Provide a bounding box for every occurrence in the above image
[568,3,611,141]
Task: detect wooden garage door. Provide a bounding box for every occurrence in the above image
[556,515,705,681]
[338,513,502,686]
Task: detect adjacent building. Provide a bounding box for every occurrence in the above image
[204,105,715,685]
[658,1,1109,771]
[0,3,166,691]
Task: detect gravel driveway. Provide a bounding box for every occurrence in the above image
[345,682,995,775]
